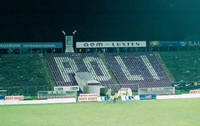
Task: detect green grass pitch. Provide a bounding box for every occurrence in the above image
[0,99,200,126]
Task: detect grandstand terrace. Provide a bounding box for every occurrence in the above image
[47,53,119,91]
[47,53,171,91]
[160,51,200,82]
[105,53,171,90]
[0,54,51,95]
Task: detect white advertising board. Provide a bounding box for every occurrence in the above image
[78,94,98,102]
[76,41,146,48]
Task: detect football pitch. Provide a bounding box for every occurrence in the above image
[0,99,200,126]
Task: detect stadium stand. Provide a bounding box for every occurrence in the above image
[105,53,171,90]
[47,53,119,91]
[159,51,200,92]
[0,54,51,95]
[47,53,171,91]
[159,51,200,82]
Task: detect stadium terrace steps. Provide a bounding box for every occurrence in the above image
[154,52,175,82]
[47,53,119,91]
[159,51,200,82]
[98,54,120,85]
[0,54,51,95]
[105,53,171,90]
[47,53,171,91]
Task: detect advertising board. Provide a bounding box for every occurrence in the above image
[139,94,156,100]
[76,41,146,48]
[54,86,79,91]
[190,90,200,94]
[150,41,186,47]
[78,94,98,102]
[0,42,62,49]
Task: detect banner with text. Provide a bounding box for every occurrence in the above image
[186,41,200,47]
[150,41,200,48]
[150,41,187,47]
[76,41,146,48]
[0,42,62,49]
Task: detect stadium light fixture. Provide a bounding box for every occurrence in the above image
[61,30,77,36]
[73,30,77,35]
[61,30,66,36]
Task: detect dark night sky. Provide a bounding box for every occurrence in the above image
[1,0,200,42]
